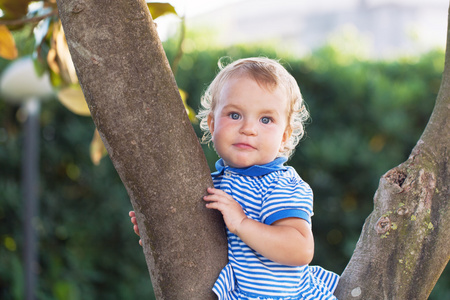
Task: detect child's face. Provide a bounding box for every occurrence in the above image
[207,75,291,168]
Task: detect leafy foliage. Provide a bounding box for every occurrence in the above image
[0,100,154,299]
[0,0,179,165]
[165,40,447,297]
[0,25,17,59]
[0,25,448,300]
[147,3,177,20]
[0,0,32,21]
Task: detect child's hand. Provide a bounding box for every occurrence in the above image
[203,187,247,234]
[129,211,142,246]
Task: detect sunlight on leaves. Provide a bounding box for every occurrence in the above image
[48,22,78,85]
[147,2,177,20]
[3,235,17,251]
[179,88,197,123]
[327,24,371,64]
[90,129,107,165]
[65,163,80,180]
[0,25,18,60]
[57,85,91,116]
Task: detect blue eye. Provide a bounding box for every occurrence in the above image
[261,117,271,124]
[230,113,240,120]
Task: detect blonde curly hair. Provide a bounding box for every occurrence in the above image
[197,57,309,159]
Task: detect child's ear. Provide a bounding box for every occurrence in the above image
[282,126,293,144]
[207,113,215,135]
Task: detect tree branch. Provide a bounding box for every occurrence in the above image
[55,0,227,299]
[0,9,58,26]
[334,2,450,299]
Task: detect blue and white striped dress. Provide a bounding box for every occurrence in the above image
[211,157,339,300]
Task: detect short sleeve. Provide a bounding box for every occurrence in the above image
[212,263,236,300]
[261,169,313,225]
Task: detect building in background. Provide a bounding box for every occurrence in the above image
[186,0,448,58]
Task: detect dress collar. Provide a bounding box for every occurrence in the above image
[212,157,288,177]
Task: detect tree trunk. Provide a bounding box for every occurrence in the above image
[56,0,450,299]
[334,5,450,300]
[55,1,228,299]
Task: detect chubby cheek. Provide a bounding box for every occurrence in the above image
[212,118,234,135]
[268,128,289,153]
[209,119,224,143]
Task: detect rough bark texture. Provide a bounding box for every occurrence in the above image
[334,6,450,300]
[56,0,450,298]
[56,1,228,299]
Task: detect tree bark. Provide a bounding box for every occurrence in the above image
[55,1,228,299]
[56,0,450,299]
[334,5,450,300]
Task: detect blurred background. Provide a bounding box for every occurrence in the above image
[0,0,448,299]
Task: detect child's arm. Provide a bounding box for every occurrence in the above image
[204,187,314,266]
[129,211,143,246]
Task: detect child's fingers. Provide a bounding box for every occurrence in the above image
[207,187,217,193]
[133,224,140,236]
[129,211,140,236]
[204,200,219,210]
[203,194,227,207]
[129,211,142,247]
[204,194,236,212]
[207,187,230,197]
[129,211,139,225]
[205,188,234,202]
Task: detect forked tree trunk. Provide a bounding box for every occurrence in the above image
[334,5,450,300]
[56,0,227,299]
[57,0,450,299]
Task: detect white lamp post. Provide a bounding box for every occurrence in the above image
[0,57,53,300]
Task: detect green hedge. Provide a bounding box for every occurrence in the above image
[169,41,442,267]
[0,37,447,299]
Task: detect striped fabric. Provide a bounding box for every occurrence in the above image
[211,158,339,300]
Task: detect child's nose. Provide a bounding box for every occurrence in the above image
[239,119,257,136]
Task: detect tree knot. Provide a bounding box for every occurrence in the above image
[71,1,86,14]
[375,216,391,235]
[384,168,407,187]
[397,206,409,216]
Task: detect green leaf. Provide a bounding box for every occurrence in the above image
[179,88,198,124]
[32,55,47,77]
[147,2,177,20]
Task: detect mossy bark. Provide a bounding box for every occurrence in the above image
[55,0,227,299]
[334,4,450,299]
[56,0,450,299]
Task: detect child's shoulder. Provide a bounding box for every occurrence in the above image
[263,167,313,202]
[266,166,309,188]
[273,165,301,180]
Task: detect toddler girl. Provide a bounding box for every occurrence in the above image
[131,57,339,299]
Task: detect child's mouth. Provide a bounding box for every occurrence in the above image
[233,143,256,150]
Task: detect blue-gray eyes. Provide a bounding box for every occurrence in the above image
[228,113,272,124]
[261,117,271,124]
[230,113,240,120]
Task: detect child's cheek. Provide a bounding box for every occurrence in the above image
[217,117,234,129]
